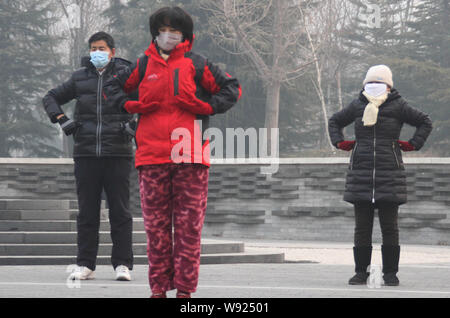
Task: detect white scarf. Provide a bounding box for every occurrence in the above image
[362,91,388,127]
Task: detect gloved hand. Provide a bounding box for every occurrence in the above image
[398,140,415,152]
[58,115,80,136]
[337,140,356,151]
[174,91,214,115]
[121,119,138,137]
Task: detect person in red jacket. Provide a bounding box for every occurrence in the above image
[112,6,241,298]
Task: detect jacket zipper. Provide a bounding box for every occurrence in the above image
[173,68,179,96]
[372,125,376,203]
[392,141,400,169]
[350,142,358,170]
[96,74,103,157]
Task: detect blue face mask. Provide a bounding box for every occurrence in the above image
[90,51,110,69]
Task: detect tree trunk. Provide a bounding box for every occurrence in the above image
[302,5,334,152]
[312,62,333,151]
[335,68,345,138]
[262,0,283,156]
[336,69,343,111]
[263,79,281,157]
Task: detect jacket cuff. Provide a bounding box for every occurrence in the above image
[333,140,343,149]
[51,113,64,124]
[408,139,420,151]
[124,100,139,113]
[203,101,215,115]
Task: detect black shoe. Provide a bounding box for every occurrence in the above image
[383,272,400,286]
[381,245,400,286]
[349,272,369,285]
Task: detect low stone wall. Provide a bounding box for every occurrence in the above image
[1,158,450,245]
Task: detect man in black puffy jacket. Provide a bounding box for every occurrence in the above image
[43,32,134,281]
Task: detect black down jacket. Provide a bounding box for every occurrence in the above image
[43,57,134,158]
[328,89,432,205]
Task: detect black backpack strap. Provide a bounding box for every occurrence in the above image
[193,54,206,87]
[185,52,207,87]
[138,54,149,84]
[132,54,149,147]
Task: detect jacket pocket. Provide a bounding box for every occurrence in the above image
[73,121,82,139]
[392,141,400,169]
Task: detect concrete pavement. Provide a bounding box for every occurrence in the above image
[0,239,449,298]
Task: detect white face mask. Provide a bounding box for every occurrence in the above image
[156,32,183,51]
[364,83,388,97]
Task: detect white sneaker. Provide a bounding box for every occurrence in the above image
[115,265,131,281]
[69,265,95,280]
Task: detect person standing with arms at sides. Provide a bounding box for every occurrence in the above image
[110,7,241,298]
[43,32,137,282]
[328,65,432,286]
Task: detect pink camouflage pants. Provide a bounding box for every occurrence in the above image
[138,163,209,294]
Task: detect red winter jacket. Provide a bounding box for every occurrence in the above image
[122,37,241,168]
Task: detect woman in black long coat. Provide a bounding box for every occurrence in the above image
[328,65,432,286]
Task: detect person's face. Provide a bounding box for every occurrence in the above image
[158,25,182,36]
[90,40,115,59]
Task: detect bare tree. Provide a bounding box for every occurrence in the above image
[57,0,110,68]
[200,0,317,152]
[300,0,356,150]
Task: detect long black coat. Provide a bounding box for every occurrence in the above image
[328,89,432,205]
[43,57,134,158]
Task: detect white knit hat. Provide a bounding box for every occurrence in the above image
[363,65,394,88]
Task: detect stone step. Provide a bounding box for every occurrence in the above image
[0,210,80,221]
[0,219,145,232]
[200,252,284,264]
[0,251,285,266]
[0,199,100,211]
[0,240,245,256]
[0,243,147,256]
[0,231,148,244]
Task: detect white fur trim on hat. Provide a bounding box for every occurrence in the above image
[363,65,394,88]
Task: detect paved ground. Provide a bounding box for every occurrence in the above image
[1,239,449,298]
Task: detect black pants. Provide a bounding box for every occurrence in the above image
[74,157,134,271]
[354,202,399,247]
